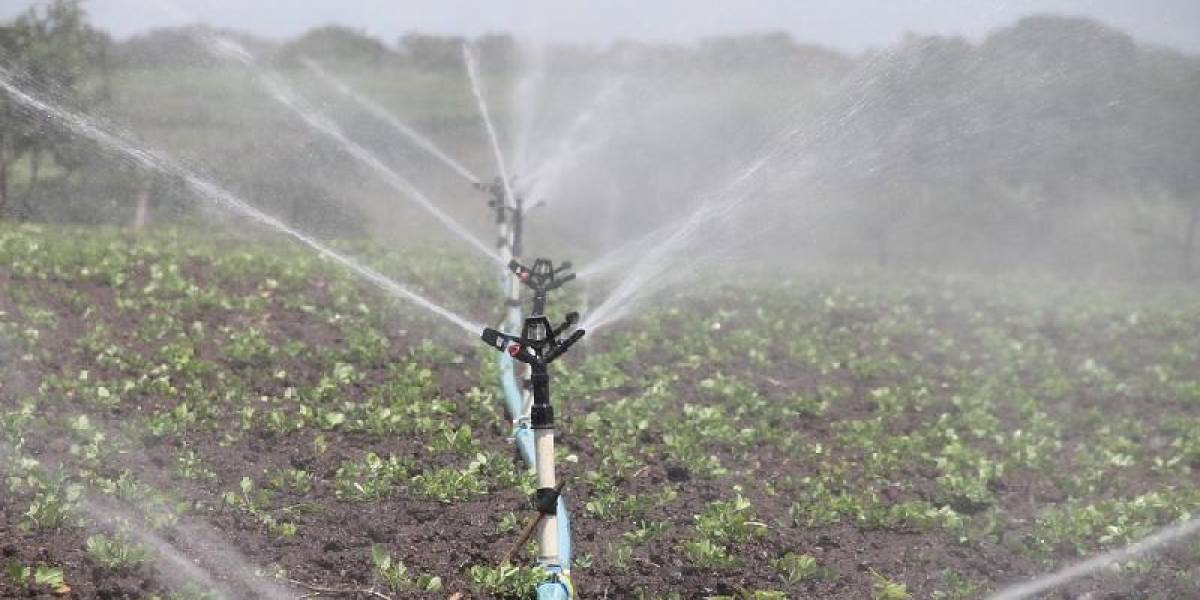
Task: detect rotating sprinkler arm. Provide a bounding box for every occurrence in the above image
[550,312,581,346]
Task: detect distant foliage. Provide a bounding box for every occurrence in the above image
[277,25,393,67]
[0,0,111,219]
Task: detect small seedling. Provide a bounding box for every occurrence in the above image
[680,539,738,569]
[5,562,69,595]
[871,570,912,600]
[86,532,151,570]
[771,552,831,584]
[468,563,548,599]
[371,545,442,593]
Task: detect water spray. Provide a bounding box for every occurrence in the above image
[463,44,518,214]
[985,514,1200,600]
[301,58,481,186]
[203,36,503,266]
[0,67,484,337]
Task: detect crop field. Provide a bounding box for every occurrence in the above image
[1,223,1198,599]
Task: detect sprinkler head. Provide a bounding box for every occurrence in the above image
[480,313,584,367]
[510,258,576,317]
[509,259,576,295]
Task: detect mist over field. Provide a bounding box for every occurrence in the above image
[1,1,1199,599]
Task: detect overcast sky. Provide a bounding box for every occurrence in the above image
[2,0,1198,53]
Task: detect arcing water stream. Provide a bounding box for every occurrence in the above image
[986,515,1200,600]
[89,499,293,600]
[301,57,481,185]
[579,50,899,333]
[0,434,289,600]
[462,44,517,209]
[510,42,547,181]
[0,67,483,337]
[579,134,800,332]
[524,78,626,207]
[204,37,502,266]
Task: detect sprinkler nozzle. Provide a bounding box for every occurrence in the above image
[543,328,584,364]
[481,327,509,351]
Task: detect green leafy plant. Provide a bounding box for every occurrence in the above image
[371,545,442,593]
[174,447,217,481]
[5,562,69,595]
[85,532,151,570]
[269,468,313,493]
[468,563,547,599]
[871,570,912,600]
[694,494,768,544]
[12,469,82,530]
[771,552,831,584]
[680,539,738,569]
[221,476,296,538]
[334,453,410,501]
[411,453,491,503]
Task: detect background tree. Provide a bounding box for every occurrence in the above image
[398,32,465,70]
[278,25,392,67]
[0,0,109,218]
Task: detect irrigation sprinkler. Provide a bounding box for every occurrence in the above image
[475,175,529,259]
[509,258,576,316]
[481,258,583,600]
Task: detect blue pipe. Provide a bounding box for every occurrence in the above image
[498,351,535,465]
[537,573,572,600]
[557,497,573,571]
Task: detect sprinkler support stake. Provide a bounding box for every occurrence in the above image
[503,481,567,565]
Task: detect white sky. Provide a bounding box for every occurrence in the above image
[2,0,1198,53]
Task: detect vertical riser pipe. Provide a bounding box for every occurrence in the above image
[536,428,558,564]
